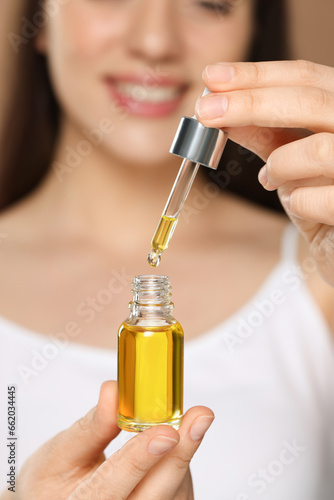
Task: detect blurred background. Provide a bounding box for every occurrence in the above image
[288,0,333,66]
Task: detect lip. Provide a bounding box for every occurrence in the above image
[104,74,188,118]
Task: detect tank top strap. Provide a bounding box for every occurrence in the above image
[280,222,299,262]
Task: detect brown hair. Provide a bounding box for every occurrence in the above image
[0,0,289,212]
[207,0,290,212]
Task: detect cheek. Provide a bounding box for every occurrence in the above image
[43,2,128,136]
[185,11,255,67]
[45,2,124,67]
[224,13,255,61]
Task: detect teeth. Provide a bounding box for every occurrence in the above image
[115,82,181,103]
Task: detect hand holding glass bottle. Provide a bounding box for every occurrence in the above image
[9,380,214,500]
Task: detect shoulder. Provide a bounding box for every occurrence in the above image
[0,192,44,251]
[0,202,25,254]
[0,195,45,287]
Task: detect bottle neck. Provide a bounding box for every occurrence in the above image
[128,275,174,320]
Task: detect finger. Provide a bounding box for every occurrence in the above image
[172,469,194,500]
[223,124,309,163]
[51,380,121,469]
[280,184,334,225]
[195,86,334,133]
[203,60,334,93]
[69,424,180,499]
[259,133,334,190]
[133,406,214,499]
[277,185,334,287]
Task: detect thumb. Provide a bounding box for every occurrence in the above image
[51,380,120,468]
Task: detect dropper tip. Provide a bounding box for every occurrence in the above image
[147,249,161,267]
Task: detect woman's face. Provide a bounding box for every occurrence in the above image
[39,0,254,167]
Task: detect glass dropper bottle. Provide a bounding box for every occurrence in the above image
[147,88,228,267]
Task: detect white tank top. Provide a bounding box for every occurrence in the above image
[0,224,333,499]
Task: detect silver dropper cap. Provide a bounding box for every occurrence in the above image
[169,88,228,170]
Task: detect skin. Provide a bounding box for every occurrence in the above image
[195,60,334,286]
[1,381,214,499]
[0,0,334,497]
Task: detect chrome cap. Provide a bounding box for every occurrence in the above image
[169,116,228,170]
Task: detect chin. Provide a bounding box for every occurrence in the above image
[102,120,179,166]
[104,140,175,169]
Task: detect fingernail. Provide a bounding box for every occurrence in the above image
[147,435,178,456]
[196,95,228,120]
[258,166,268,187]
[190,415,215,441]
[204,64,235,83]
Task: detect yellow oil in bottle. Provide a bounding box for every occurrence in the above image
[117,322,184,432]
[147,215,179,267]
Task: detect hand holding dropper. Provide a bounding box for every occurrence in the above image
[147,88,228,267]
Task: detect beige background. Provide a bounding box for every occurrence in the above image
[288,0,334,66]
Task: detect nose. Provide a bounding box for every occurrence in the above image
[127,0,181,63]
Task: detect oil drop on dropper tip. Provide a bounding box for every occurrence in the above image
[147,87,228,267]
[147,248,161,267]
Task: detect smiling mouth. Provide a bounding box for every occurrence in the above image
[114,81,183,104]
[104,76,188,117]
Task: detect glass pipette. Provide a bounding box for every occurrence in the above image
[147,159,200,266]
[147,88,228,267]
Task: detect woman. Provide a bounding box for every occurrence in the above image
[0,0,334,498]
